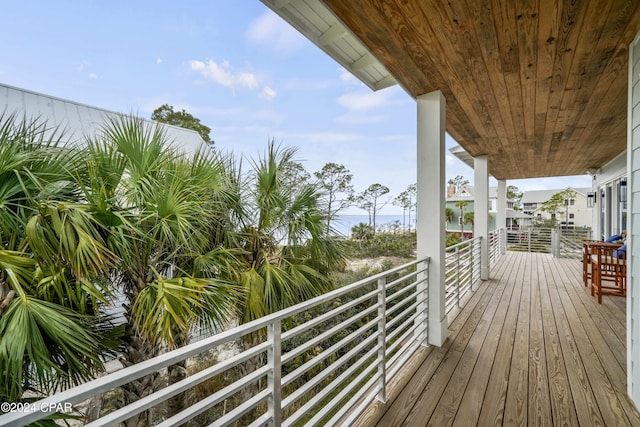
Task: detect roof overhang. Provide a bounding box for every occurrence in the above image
[449,145,475,171]
[260,0,397,91]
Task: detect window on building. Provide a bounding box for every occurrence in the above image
[569,213,575,219]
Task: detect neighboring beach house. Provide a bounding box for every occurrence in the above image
[521,187,593,228]
[0,82,205,150]
[446,184,531,234]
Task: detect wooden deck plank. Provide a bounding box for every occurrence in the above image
[528,253,553,427]
[543,254,605,426]
[401,273,504,425]
[537,254,579,427]
[374,258,502,426]
[559,258,627,369]
[476,252,526,426]
[558,260,627,387]
[550,256,631,425]
[425,252,514,426]
[504,252,532,426]
[451,251,519,426]
[357,252,640,427]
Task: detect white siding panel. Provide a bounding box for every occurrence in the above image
[628,31,640,406]
[1,83,204,150]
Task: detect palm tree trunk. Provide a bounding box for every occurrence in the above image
[167,329,191,418]
[120,318,162,427]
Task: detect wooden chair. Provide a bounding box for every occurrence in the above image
[590,243,626,304]
[582,240,601,286]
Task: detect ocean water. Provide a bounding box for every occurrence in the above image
[333,214,415,237]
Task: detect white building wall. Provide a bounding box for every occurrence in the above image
[627,32,640,406]
[531,192,592,228]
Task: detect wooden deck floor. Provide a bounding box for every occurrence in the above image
[355,252,640,426]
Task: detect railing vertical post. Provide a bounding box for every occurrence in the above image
[501,227,506,255]
[377,277,387,403]
[528,229,532,253]
[455,246,461,306]
[416,258,430,345]
[471,238,477,290]
[268,321,282,426]
[552,228,559,258]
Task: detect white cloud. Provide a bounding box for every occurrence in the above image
[157,57,163,64]
[246,11,306,54]
[77,60,99,79]
[189,59,258,90]
[77,60,90,72]
[337,90,394,112]
[259,86,277,101]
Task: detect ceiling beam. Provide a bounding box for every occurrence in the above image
[318,24,347,46]
[352,53,377,72]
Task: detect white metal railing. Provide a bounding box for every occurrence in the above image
[552,227,592,258]
[0,258,429,427]
[506,227,553,253]
[488,228,505,264]
[506,227,591,259]
[444,237,482,313]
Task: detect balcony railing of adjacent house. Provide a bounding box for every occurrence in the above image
[0,258,431,427]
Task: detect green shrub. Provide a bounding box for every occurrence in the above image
[346,231,416,258]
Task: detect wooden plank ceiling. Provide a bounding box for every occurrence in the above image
[322,0,640,180]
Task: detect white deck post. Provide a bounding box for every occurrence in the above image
[474,155,490,280]
[497,180,507,254]
[417,91,447,346]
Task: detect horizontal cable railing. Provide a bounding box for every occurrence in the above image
[506,227,592,259]
[445,237,482,314]
[0,258,429,427]
[488,228,505,265]
[506,227,553,254]
[556,227,592,259]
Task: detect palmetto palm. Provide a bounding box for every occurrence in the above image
[445,207,455,224]
[234,142,347,325]
[79,117,239,422]
[456,200,469,238]
[0,114,118,406]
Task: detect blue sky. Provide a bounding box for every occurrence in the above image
[0,1,592,214]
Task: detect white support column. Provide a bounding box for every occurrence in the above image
[497,180,507,254]
[474,155,490,280]
[416,91,447,346]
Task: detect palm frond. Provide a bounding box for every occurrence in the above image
[0,296,108,399]
[132,276,220,348]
